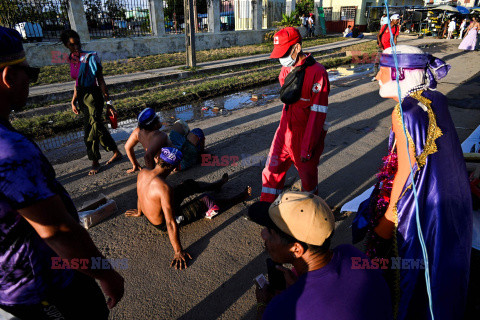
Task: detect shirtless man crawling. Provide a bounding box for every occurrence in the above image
[124,107,171,173]
[125,147,251,269]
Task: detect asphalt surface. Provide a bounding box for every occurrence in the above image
[2,37,479,320]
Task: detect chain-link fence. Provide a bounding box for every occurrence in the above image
[34,105,196,152]
[0,0,70,42]
[85,0,152,38]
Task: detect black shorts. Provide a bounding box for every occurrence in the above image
[149,196,208,232]
[0,272,108,320]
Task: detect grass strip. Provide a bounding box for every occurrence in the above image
[15,56,352,140]
[32,36,345,86]
[24,40,377,112]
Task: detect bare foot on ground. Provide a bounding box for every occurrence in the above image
[88,162,101,176]
[107,150,123,165]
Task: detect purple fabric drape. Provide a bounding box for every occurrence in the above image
[394,90,472,319]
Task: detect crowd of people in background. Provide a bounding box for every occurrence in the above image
[432,14,480,51]
[1,8,479,319]
[459,16,480,51]
[300,13,315,38]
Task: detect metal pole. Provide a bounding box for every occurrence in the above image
[184,0,197,67]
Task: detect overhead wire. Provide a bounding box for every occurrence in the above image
[382,2,435,319]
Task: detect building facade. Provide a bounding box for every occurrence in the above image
[320,0,423,32]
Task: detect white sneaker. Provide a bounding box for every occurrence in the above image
[205,205,220,219]
[175,216,185,224]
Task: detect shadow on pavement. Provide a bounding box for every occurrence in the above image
[177,251,267,320]
[446,70,480,110]
[184,205,249,267]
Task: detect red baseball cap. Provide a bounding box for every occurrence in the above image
[270,27,302,59]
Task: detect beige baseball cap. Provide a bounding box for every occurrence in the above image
[248,191,335,246]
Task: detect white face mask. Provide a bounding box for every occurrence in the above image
[279,44,297,67]
[279,54,296,67]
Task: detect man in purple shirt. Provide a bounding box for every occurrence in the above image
[248,192,392,320]
[0,26,124,319]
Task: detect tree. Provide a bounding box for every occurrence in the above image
[84,0,102,28]
[0,0,21,27]
[295,0,314,17]
[279,12,301,27]
[105,0,126,20]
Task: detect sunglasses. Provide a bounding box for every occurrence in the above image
[13,65,40,83]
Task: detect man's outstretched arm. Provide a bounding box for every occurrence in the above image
[19,195,124,309]
[159,184,191,269]
[125,128,141,173]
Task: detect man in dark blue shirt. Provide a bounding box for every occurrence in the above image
[0,26,124,319]
[249,192,392,320]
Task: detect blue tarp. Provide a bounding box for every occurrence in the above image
[456,6,470,14]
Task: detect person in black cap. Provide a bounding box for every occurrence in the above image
[125,147,251,269]
[60,29,122,175]
[124,107,171,173]
[0,26,124,319]
[248,193,392,320]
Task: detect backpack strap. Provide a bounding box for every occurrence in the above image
[78,53,99,87]
[378,25,387,43]
[378,24,398,44]
[279,55,316,105]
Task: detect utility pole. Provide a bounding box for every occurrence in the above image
[184,0,196,68]
[194,0,198,32]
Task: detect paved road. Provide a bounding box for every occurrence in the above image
[2,37,478,320]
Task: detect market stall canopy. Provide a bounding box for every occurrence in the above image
[433,5,459,12]
[456,6,470,15]
[471,7,480,12]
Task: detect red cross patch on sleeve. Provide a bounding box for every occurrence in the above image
[312,83,322,93]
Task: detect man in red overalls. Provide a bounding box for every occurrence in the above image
[260,27,330,203]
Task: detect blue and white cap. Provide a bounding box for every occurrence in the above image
[390,14,400,20]
[160,147,183,166]
[138,108,159,126]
